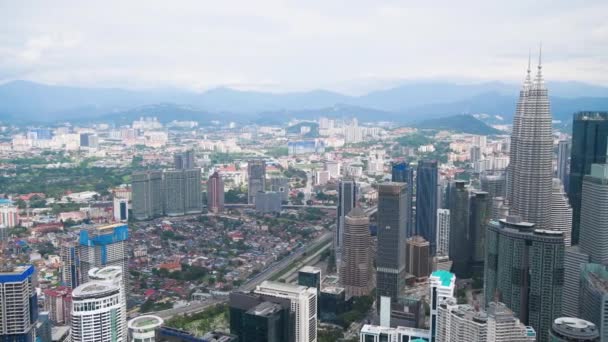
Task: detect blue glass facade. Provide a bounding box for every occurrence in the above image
[392,162,415,237]
[416,160,438,254]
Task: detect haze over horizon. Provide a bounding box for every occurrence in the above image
[2,0,608,94]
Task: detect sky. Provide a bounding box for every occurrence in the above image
[1,0,607,94]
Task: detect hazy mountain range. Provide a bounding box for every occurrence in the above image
[0,80,607,124]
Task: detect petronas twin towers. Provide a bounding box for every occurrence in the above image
[507,53,554,230]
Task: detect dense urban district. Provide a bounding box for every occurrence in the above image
[1,63,608,342]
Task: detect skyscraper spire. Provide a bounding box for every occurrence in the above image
[534,43,544,89]
[523,49,532,90]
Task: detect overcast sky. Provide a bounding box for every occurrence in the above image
[1,0,607,93]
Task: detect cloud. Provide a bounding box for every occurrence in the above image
[0,0,606,91]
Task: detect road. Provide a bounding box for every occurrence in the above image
[150,231,333,320]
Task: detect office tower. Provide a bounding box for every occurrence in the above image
[436,209,450,256]
[0,265,37,342]
[484,216,565,342]
[254,281,317,342]
[561,246,590,317]
[128,315,164,342]
[359,325,430,342]
[298,266,321,294]
[579,163,608,264]
[229,292,294,342]
[0,199,18,229]
[470,191,490,271]
[113,198,128,222]
[507,57,553,230]
[579,263,608,341]
[557,140,571,191]
[319,287,347,322]
[255,191,282,213]
[436,300,536,342]
[35,312,52,342]
[78,224,129,291]
[71,280,126,342]
[549,317,599,342]
[43,286,72,325]
[340,207,373,298]
[551,178,573,246]
[335,179,357,263]
[429,270,456,342]
[60,241,80,288]
[448,180,471,278]
[480,171,506,199]
[568,111,608,244]
[247,160,266,204]
[392,162,415,237]
[207,171,225,213]
[376,183,407,303]
[270,176,289,202]
[174,150,195,169]
[416,160,439,252]
[132,171,162,220]
[405,236,431,281]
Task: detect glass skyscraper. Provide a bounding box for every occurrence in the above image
[568,111,608,245]
[416,160,438,254]
[392,162,415,237]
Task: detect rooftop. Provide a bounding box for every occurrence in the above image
[73,282,119,297]
[128,315,164,329]
[299,266,321,274]
[431,270,454,287]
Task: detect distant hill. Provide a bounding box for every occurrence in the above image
[0,80,607,124]
[414,114,502,135]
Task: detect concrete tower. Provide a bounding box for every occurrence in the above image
[340,207,373,298]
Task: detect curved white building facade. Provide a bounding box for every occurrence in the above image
[71,282,126,342]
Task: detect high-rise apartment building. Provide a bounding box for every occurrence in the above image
[549,317,600,342]
[551,178,573,246]
[0,198,18,229]
[247,160,266,205]
[405,236,431,281]
[206,171,224,213]
[429,270,456,342]
[484,216,565,342]
[436,300,536,342]
[568,111,608,244]
[132,171,163,220]
[335,179,357,263]
[270,176,289,202]
[254,281,317,342]
[163,169,203,216]
[507,58,553,230]
[174,150,195,169]
[557,140,571,191]
[340,207,373,298]
[416,160,439,252]
[255,191,282,213]
[392,162,415,236]
[60,240,80,289]
[376,182,407,303]
[71,280,126,342]
[579,163,608,264]
[579,263,608,341]
[448,180,471,278]
[436,209,450,256]
[0,265,37,342]
[43,286,72,325]
[87,266,128,339]
[78,224,129,291]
